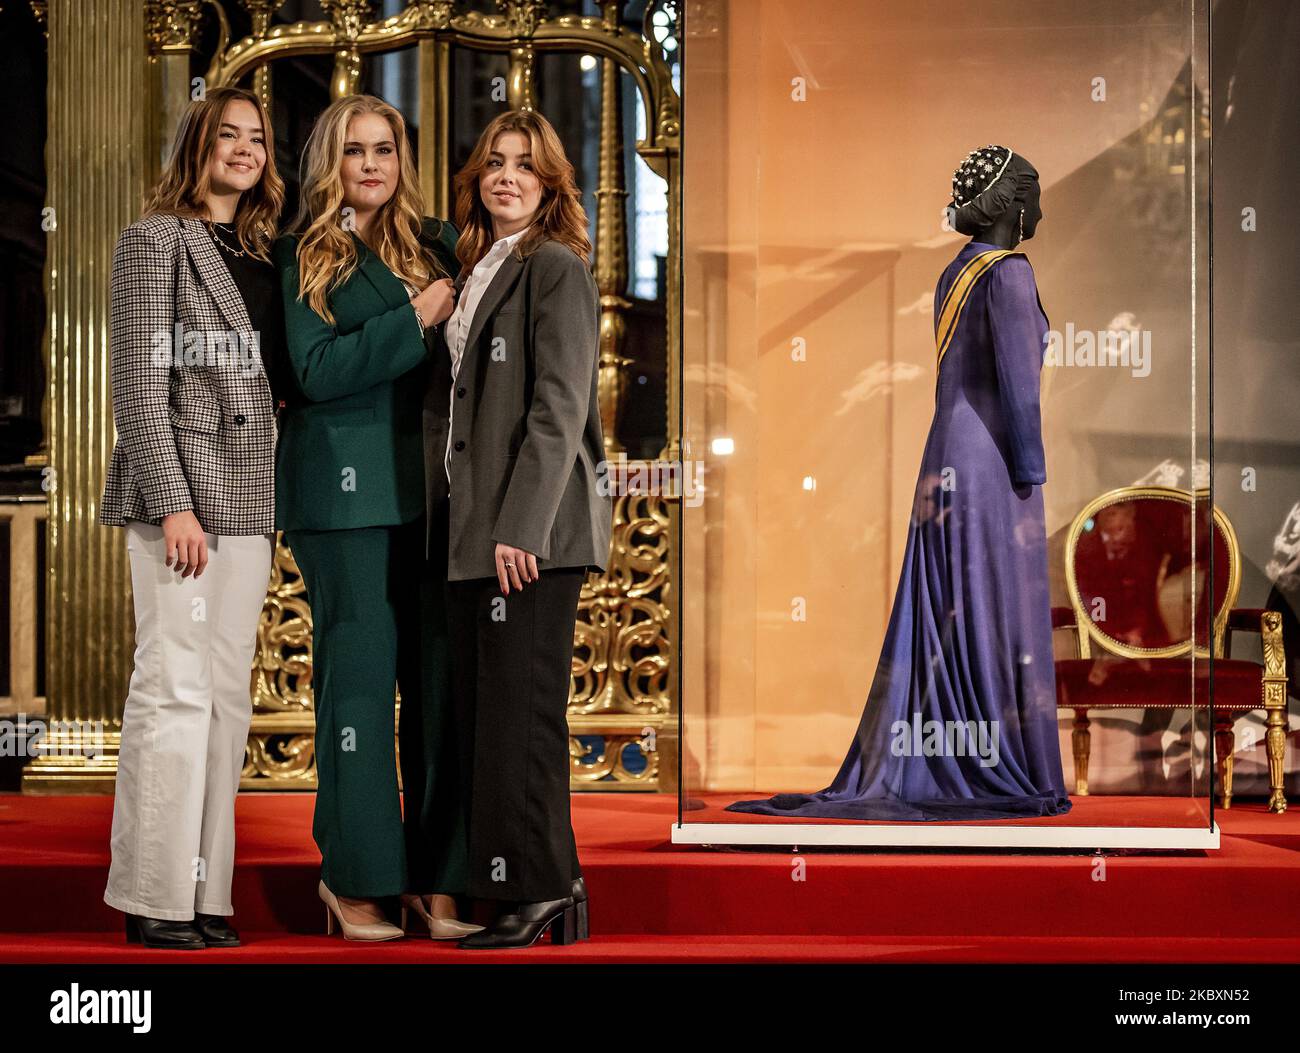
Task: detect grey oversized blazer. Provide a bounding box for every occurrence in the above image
[424,237,612,582]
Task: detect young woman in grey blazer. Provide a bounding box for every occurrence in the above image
[98,86,284,949]
[427,110,611,949]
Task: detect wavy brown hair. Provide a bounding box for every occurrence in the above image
[453,109,591,271]
[290,94,449,325]
[142,86,283,263]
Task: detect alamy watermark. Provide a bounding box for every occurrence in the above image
[890,714,1000,768]
[595,451,704,508]
[150,324,264,377]
[1045,317,1150,378]
[50,984,150,1033]
[0,715,106,759]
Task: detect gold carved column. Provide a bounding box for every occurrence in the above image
[22,0,153,792]
[147,1,203,168]
[245,0,286,112]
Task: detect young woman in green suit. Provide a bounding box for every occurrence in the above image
[275,94,479,941]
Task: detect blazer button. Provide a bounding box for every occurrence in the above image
[233,414,247,425]
[456,387,466,398]
[454,440,466,451]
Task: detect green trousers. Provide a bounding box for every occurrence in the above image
[286,512,466,898]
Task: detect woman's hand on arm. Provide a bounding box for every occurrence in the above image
[275,239,430,402]
[411,218,461,330]
[411,278,457,328]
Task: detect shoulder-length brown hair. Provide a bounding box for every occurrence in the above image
[453,110,591,271]
[290,94,448,325]
[142,85,284,264]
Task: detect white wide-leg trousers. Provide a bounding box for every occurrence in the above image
[103,520,273,921]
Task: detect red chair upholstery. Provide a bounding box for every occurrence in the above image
[1052,486,1288,813]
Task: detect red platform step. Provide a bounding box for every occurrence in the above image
[1,792,1297,962]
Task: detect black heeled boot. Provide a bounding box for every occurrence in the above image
[571,877,589,941]
[457,896,577,949]
[124,914,206,950]
[194,913,241,947]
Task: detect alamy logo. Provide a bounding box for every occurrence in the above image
[150,323,264,377]
[890,714,1001,768]
[1044,316,1151,377]
[0,715,105,759]
[49,984,151,1033]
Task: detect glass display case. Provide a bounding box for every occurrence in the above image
[676,0,1227,848]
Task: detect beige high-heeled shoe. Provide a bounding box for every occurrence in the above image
[319,880,404,942]
[399,892,485,939]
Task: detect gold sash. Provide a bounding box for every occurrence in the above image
[933,249,1022,370]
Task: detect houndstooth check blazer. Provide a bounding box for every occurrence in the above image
[98,213,277,535]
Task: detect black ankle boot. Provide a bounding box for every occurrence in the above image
[457,896,577,949]
[194,913,241,947]
[570,877,589,941]
[124,914,206,950]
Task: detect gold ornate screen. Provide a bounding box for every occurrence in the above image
[23,0,682,795]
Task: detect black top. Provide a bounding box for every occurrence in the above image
[209,221,288,413]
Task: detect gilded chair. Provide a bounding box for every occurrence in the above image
[1052,485,1289,813]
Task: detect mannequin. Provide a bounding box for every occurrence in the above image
[728,145,1071,822]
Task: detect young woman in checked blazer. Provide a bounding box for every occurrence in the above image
[98,86,284,949]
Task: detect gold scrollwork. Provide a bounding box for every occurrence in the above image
[569,729,660,787]
[239,481,678,790]
[572,489,673,718]
[242,731,316,787]
[251,534,314,715]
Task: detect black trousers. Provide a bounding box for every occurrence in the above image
[441,499,584,903]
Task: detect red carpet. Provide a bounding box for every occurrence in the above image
[1,792,1297,962]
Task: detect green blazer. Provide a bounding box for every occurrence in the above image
[274,217,459,532]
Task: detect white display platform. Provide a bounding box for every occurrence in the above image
[670,821,1221,851]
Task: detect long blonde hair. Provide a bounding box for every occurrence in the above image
[142,85,283,263]
[453,110,591,271]
[291,94,448,324]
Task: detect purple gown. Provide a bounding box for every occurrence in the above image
[728,242,1072,821]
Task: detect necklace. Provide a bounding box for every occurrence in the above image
[206,220,247,258]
